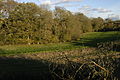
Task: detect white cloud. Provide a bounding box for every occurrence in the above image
[79,5,112,14]
[108,14,120,20]
[82,5,90,9]
[79,5,91,14]
[62,4,80,7]
[54,0,82,5]
[40,0,52,5]
[40,0,82,5]
[92,8,112,13]
[42,0,51,5]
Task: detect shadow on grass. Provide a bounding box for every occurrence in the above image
[0,57,52,80]
[0,56,120,80]
[72,33,120,48]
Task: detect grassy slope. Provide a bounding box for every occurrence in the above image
[0,31,119,55]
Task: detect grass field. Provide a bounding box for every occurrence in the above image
[0,31,120,80]
[0,31,120,56]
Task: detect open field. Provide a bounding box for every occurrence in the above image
[0,31,120,56]
[0,31,120,80]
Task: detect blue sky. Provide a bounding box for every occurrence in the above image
[16,0,120,19]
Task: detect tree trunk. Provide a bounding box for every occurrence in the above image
[28,35,31,45]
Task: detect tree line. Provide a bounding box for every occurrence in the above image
[0,0,120,45]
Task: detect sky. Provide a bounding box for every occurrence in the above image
[15,0,120,19]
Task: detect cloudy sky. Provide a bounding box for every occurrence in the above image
[16,0,120,19]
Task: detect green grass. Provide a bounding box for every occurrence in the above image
[0,31,120,80]
[72,31,120,47]
[0,43,85,56]
[0,31,120,55]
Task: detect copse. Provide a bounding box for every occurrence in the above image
[53,7,83,42]
[8,3,56,44]
[102,19,120,31]
[0,1,99,45]
[75,13,93,33]
[1,1,119,45]
[91,17,104,32]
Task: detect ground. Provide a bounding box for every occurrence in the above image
[0,31,120,80]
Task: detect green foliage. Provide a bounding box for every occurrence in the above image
[91,17,104,31]
[0,1,120,45]
[102,20,120,31]
[75,13,93,33]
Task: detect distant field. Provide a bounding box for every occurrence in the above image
[0,31,120,55]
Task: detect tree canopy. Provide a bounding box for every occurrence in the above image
[0,0,119,45]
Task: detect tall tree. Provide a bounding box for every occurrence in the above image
[91,17,104,31]
[54,7,75,41]
[75,13,93,33]
[8,3,40,44]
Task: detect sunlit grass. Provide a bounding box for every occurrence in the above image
[0,43,85,56]
[0,31,119,55]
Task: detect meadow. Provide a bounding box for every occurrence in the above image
[0,31,120,56]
